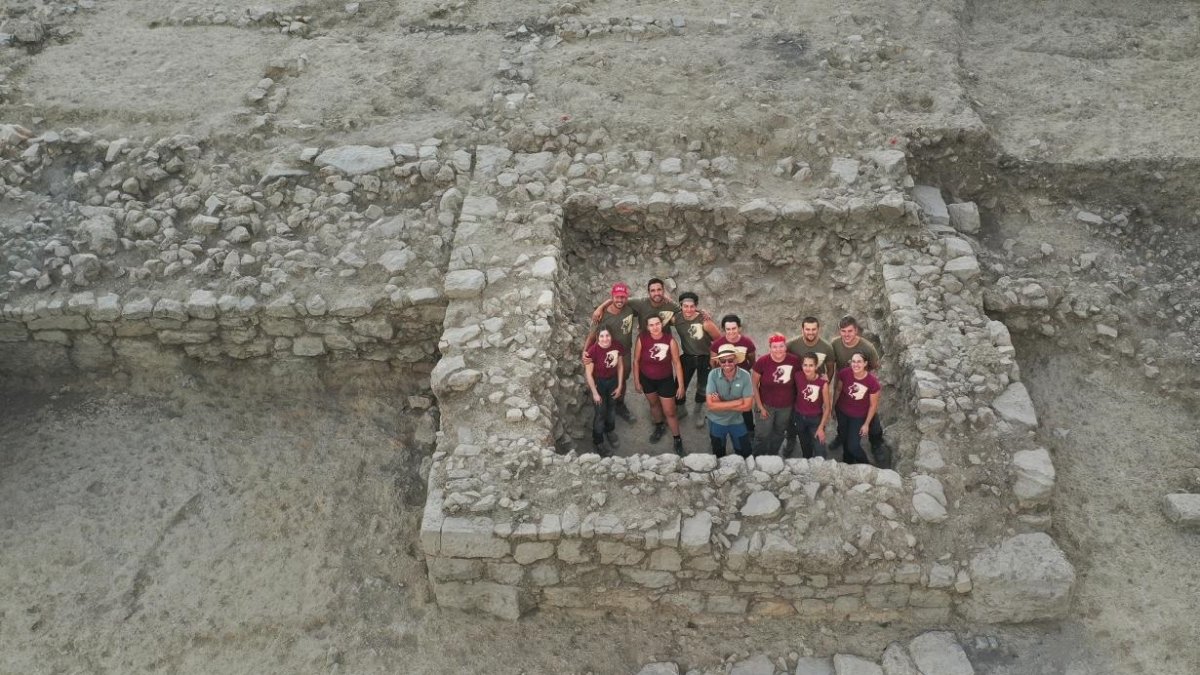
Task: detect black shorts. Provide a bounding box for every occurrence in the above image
[639,374,677,398]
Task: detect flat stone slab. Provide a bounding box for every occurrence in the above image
[992,382,1039,428]
[961,532,1074,622]
[1012,448,1056,507]
[636,664,680,675]
[314,145,395,175]
[908,631,974,675]
[913,185,949,226]
[833,654,883,675]
[741,490,782,520]
[730,654,775,675]
[444,269,487,299]
[796,657,834,675]
[1163,493,1200,528]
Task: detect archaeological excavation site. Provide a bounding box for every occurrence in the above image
[1,0,1199,673]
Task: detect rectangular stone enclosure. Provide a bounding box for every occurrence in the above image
[423,149,1074,625]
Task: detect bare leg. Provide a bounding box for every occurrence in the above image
[660,396,680,435]
[645,393,664,424]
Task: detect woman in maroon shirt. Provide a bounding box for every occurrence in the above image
[633,315,685,454]
[790,352,832,459]
[832,353,881,465]
[584,328,625,455]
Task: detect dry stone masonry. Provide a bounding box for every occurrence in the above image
[0,119,1075,628]
[635,629,982,675]
[417,135,1075,622]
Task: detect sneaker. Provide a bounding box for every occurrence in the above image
[675,403,688,420]
[616,404,637,424]
[605,431,620,449]
[672,436,684,455]
[649,423,666,444]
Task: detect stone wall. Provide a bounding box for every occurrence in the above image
[419,148,1075,623]
[0,286,445,378]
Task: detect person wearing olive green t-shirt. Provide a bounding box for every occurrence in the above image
[786,316,835,379]
[830,315,880,372]
[674,291,721,427]
[591,277,681,332]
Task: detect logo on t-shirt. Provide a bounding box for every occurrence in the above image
[848,382,868,400]
[658,310,675,325]
[650,342,669,361]
[604,350,619,368]
[689,323,704,341]
[814,352,826,367]
[772,365,794,384]
[802,383,820,403]
[621,314,634,335]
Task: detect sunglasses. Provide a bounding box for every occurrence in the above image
[718,357,738,364]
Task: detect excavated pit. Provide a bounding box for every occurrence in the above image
[559,210,896,457]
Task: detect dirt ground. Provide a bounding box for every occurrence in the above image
[1,347,1196,675]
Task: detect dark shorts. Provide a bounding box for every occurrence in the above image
[639,374,677,398]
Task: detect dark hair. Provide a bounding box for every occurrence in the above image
[801,316,820,327]
[720,314,742,329]
[801,351,820,366]
[838,315,859,330]
[647,277,665,290]
[679,291,699,304]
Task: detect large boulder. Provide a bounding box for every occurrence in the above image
[960,533,1074,622]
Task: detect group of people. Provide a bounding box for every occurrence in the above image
[581,278,889,466]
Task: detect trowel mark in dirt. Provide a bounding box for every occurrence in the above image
[122,492,203,621]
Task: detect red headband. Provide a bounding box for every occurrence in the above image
[768,335,786,345]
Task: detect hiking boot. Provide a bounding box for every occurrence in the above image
[672,436,684,455]
[649,423,666,444]
[615,404,637,424]
[675,403,688,420]
[605,431,620,449]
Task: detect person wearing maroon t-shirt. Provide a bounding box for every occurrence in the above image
[584,328,625,455]
[709,314,757,434]
[633,316,686,454]
[832,353,882,465]
[789,352,832,459]
[751,334,801,456]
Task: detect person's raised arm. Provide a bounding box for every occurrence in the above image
[702,317,721,339]
[582,330,596,362]
[591,298,612,324]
